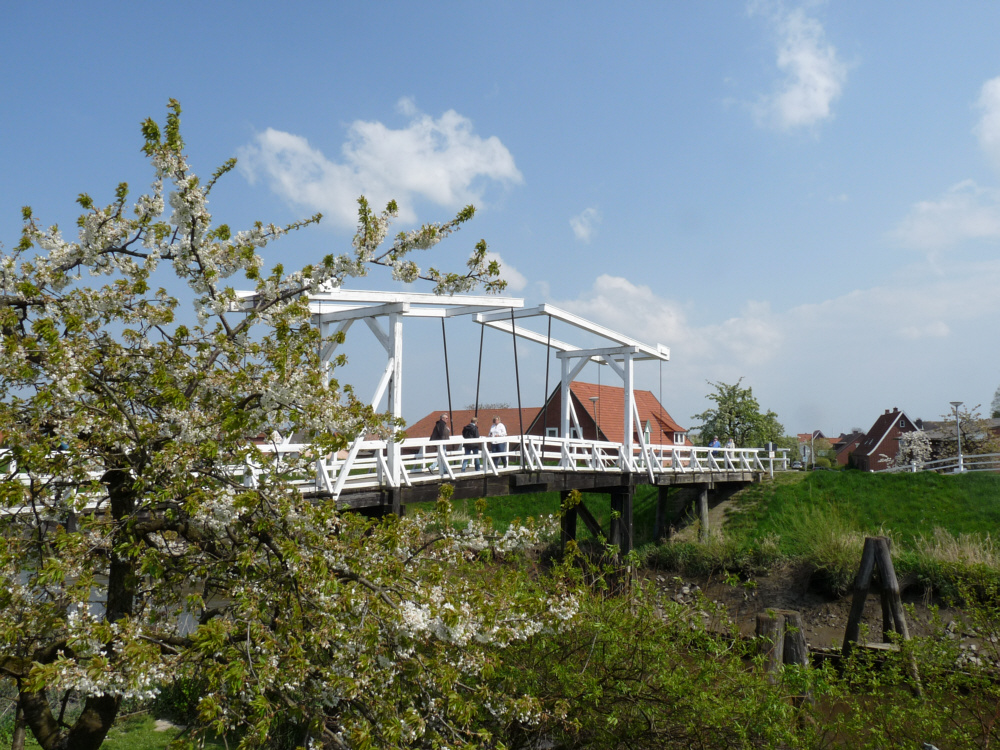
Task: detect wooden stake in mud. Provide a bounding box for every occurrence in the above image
[756,612,786,680]
[756,609,810,691]
[778,610,810,668]
[842,536,922,697]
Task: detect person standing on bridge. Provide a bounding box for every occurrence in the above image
[428,414,450,475]
[489,415,508,468]
[709,435,721,458]
[461,416,481,471]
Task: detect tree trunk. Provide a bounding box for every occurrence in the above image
[11,702,26,750]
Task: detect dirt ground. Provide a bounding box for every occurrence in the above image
[647,563,976,654]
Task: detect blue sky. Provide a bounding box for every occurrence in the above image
[4,1,1000,436]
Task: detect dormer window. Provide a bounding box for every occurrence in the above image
[673,432,686,445]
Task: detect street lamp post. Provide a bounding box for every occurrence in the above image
[950,401,964,473]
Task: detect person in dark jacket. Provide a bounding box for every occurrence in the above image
[428,414,450,474]
[430,414,450,442]
[461,417,480,471]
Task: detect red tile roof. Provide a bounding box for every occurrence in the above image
[405,381,688,446]
[527,381,689,445]
[404,407,540,440]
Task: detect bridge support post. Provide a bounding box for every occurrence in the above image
[609,483,633,556]
[390,488,403,518]
[654,486,669,542]
[560,490,577,550]
[697,484,710,542]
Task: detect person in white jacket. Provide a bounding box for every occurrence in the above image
[488,416,508,468]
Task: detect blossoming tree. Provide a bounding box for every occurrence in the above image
[0,101,576,749]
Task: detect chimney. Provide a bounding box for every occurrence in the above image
[885,409,890,415]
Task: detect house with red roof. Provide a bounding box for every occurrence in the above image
[526,381,690,447]
[853,408,918,471]
[406,381,690,449]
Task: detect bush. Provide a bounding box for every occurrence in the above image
[495,578,813,749]
[642,530,782,577]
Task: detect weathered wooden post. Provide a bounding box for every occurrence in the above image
[842,536,922,696]
[654,485,669,541]
[697,485,710,542]
[560,490,577,551]
[779,610,810,668]
[756,612,786,680]
[609,483,634,555]
[842,537,877,655]
[756,609,809,676]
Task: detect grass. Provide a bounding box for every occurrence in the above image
[2,714,226,750]
[465,470,1000,597]
[726,470,1000,546]
[658,470,1000,595]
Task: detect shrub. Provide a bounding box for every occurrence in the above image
[642,529,782,577]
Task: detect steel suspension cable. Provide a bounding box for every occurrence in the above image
[441,318,453,428]
[510,308,524,448]
[474,323,484,418]
[542,315,552,455]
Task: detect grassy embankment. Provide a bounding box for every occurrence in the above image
[472,470,1000,596]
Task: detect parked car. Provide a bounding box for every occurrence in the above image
[791,461,803,470]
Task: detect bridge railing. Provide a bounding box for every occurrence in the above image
[295,436,788,499]
[875,453,1000,475]
[0,440,789,505]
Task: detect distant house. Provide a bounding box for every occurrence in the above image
[832,431,865,467]
[854,408,918,471]
[526,381,691,447]
[797,430,827,465]
[917,418,1000,459]
[406,381,690,449]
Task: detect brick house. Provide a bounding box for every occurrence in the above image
[832,431,866,467]
[853,408,918,471]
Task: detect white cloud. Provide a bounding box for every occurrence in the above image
[487,252,527,292]
[569,207,601,242]
[550,264,1000,432]
[898,320,950,340]
[752,4,847,131]
[553,275,783,369]
[238,99,523,229]
[892,180,1000,250]
[975,76,1000,172]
